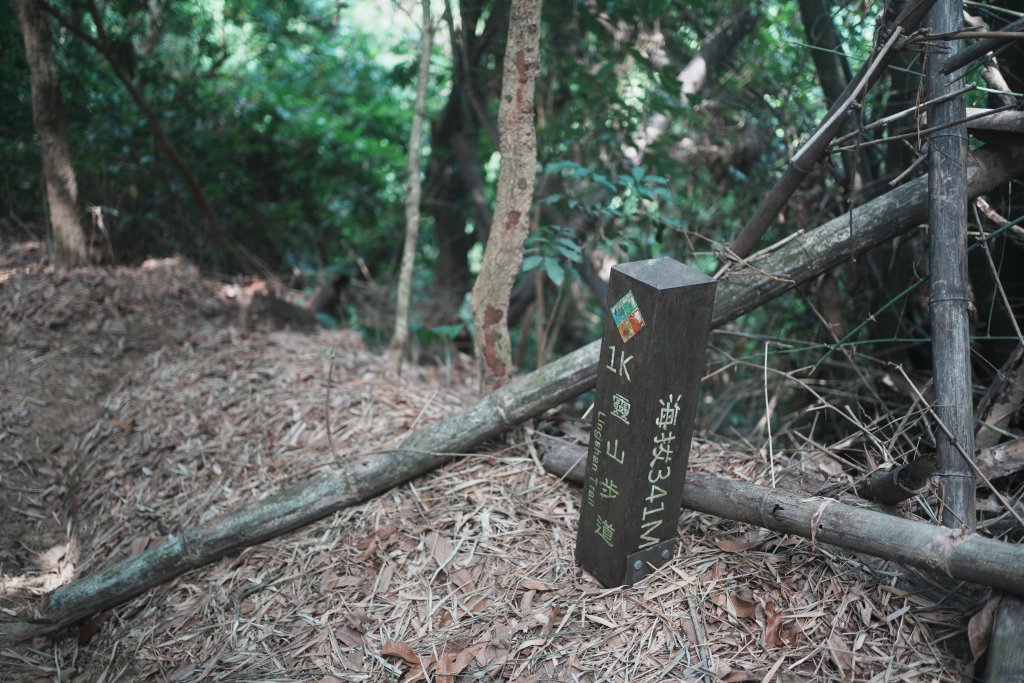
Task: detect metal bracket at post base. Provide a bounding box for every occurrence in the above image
[624,539,676,585]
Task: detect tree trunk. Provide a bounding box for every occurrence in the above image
[926,0,975,531]
[422,0,505,324]
[471,0,543,391]
[985,596,1024,681]
[11,0,89,267]
[44,0,260,272]
[388,0,433,373]
[7,145,1022,640]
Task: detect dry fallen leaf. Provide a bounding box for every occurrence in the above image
[711,591,757,619]
[435,643,486,682]
[828,633,853,676]
[713,532,764,553]
[382,640,435,683]
[722,671,759,682]
[77,611,109,646]
[318,569,340,594]
[968,594,1002,662]
[763,600,784,647]
[334,625,364,648]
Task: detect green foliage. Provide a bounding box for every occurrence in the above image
[1,0,438,271]
[522,225,583,287]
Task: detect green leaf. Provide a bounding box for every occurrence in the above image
[544,258,565,286]
[430,323,464,339]
[522,255,544,271]
[315,312,339,329]
[544,160,582,175]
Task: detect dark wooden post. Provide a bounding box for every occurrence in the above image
[576,257,716,587]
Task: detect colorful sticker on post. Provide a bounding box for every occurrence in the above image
[610,290,645,343]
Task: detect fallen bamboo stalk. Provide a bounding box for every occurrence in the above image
[542,443,1024,596]
[5,145,1023,640]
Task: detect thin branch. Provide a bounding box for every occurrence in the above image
[942,15,1024,74]
[833,103,1020,152]
[973,208,1024,347]
[726,0,939,260]
[794,27,904,168]
[831,83,977,146]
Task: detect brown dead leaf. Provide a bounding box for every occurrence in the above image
[780,623,799,647]
[378,562,395,594]
[318,570,340,594]
[334,626,364,648]
[828,634,852,676]
[77,611,109,646]
[426,531,455,566]
[722,671,759,682]
[520,578,553,591]
[400,659,434,683]
[382,640,421,665]
[713,532,764,553]
[711,591,757,619]
[968,594,1002,662]
[763,600,784,647]
[435,643,486,682]
[346,607,374,632]
[354,537,377,562]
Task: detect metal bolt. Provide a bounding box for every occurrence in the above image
[633,559,644,571]
[660,548,672,560]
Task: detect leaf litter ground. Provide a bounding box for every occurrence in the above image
[0,244,984,681]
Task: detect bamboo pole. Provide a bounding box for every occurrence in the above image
[542,444,1024,595]
[926,0,974,530]
[985,596,1024,681]
[5,145,1023,640]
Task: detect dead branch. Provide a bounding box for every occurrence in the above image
[942,15,1024,75]
[541,442,1024,595]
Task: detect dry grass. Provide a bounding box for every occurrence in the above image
[0,245,986,681]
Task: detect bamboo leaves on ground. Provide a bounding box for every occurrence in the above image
[5,145,1023,640]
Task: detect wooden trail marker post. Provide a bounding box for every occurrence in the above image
[576,257,716,586]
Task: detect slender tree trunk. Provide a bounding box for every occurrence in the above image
[11,0,89,266]
[422,0,505,324]
[388,0,433,373]
[471,0,543,391]
[926,0,974,531]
